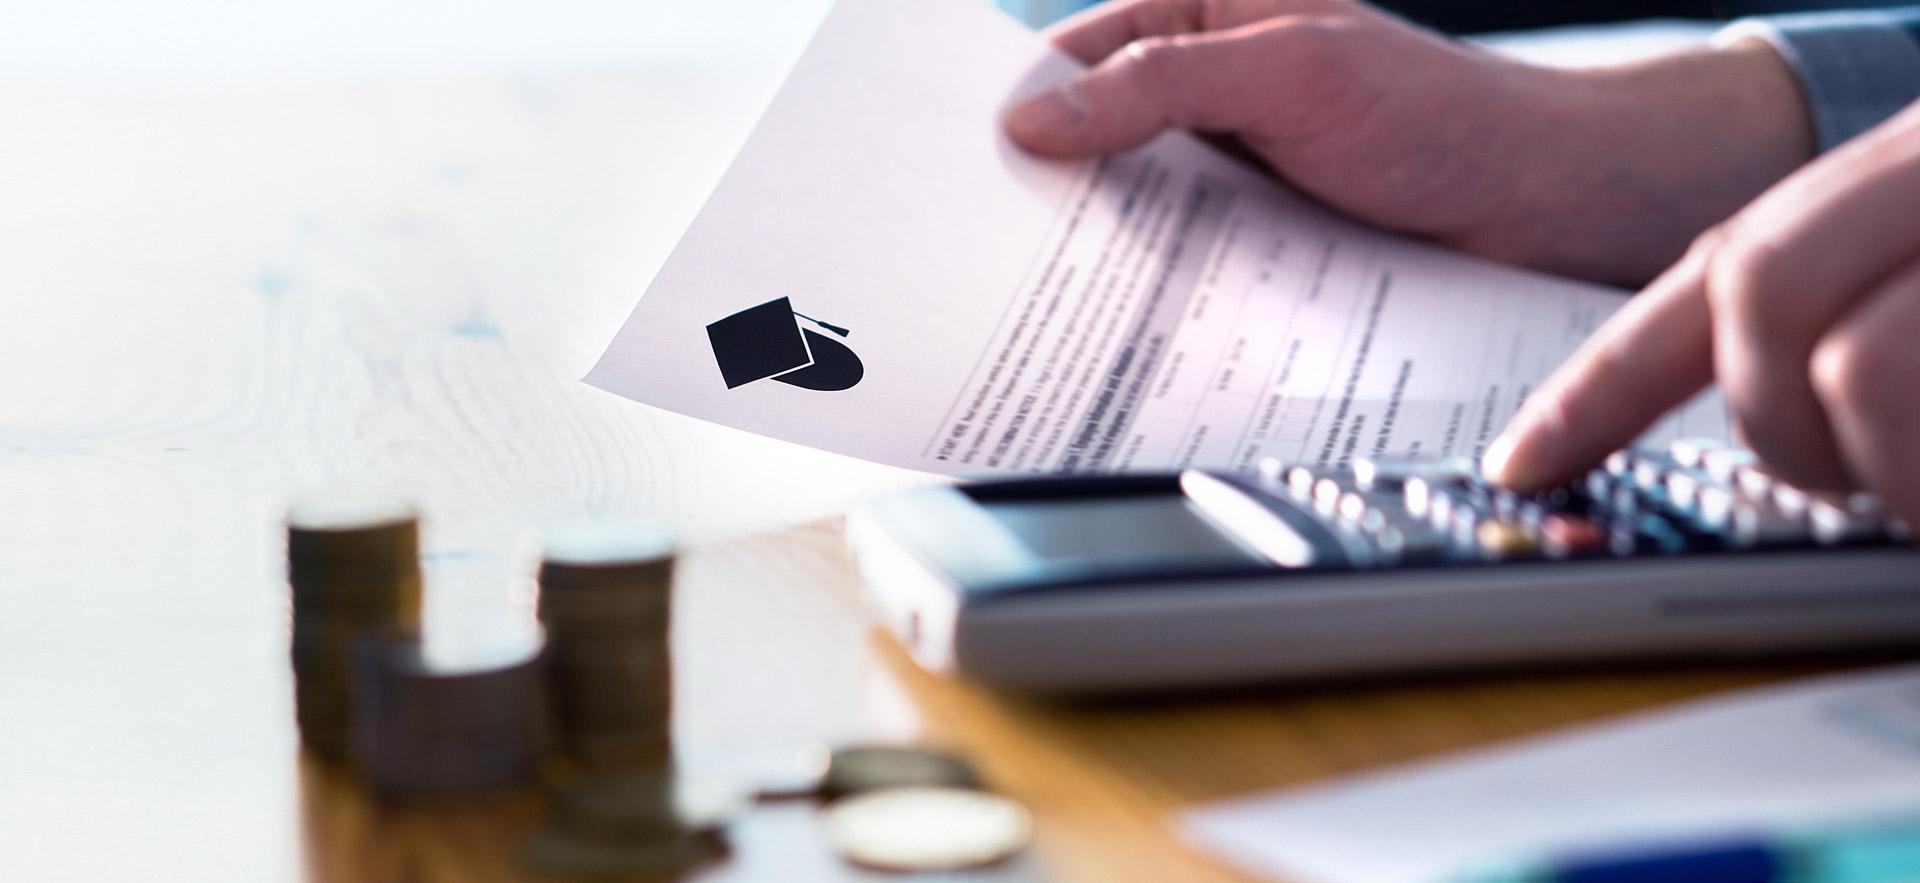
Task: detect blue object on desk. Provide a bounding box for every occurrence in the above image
[1455,813,1920,883]
[993,0,1100,28]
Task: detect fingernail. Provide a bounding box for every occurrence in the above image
[1006,83,1088,140]
[1481,432,1521,486]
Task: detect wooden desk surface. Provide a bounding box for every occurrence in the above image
[0,41,1864,883]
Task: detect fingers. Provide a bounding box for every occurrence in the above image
[1699,106,1920,490]
[1042,0,1207,65]
[1809,255,1920,524]
[1039,0,1322,63]
[1483,243,1717,490]
[1488,101,1920,494]
[1006,19,1303,157]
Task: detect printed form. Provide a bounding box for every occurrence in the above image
[586,0,1726,477]
[1181,663,1920,883]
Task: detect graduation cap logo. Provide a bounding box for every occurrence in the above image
[705,297,864,392]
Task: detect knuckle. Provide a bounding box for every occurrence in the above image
[1704,235,1785,313]
[1122,35,1179,72]
[1687,224,1732,262]
[1810,328,1905,416]
[1118,35,1185,92]
[1704,231,1807,346]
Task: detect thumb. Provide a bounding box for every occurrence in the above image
[1005,25,1273,157]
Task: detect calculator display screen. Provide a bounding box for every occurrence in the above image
[984,496,1265,572]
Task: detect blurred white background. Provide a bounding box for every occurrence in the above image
[0,0,838,82]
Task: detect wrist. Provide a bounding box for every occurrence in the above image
[1456,39,1815,285]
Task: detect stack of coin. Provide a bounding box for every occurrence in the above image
[520,770,738,878]
[536,522,677,771]
[287,494,423,761]
[350,627,551,798]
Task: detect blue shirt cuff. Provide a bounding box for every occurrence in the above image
[1717,10,1920,151]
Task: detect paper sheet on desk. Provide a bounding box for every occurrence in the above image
[1181,664,1920,883]
[586,0,1728,477]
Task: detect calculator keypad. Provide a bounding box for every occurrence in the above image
[1250,440,1910,567]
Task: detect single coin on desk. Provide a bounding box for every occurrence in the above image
[824,786,1035,873]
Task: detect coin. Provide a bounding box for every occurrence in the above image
[822,745,982,798]
[350,627,551,798]
[823,787,1033,872]
[539,521,676,569]
[285,492,423,761]
[286,493,420,575]
[536,520,678,773]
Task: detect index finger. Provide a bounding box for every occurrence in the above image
[1042,0,1207,64]
[1484,243,1719,490]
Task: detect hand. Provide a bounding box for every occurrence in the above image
[1003,0,1814,285]
[1484,100,1920,523]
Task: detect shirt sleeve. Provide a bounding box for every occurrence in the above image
[1715,8,1920,150]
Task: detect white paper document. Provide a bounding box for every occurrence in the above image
[587,0,1726,477]
[1182,664,1920,883]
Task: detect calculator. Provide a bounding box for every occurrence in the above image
[846,441,1920,691]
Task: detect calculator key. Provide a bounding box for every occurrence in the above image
[1404,476,1446,520]
[1539,514,1607,558]
[1610,514,1690,555]
[1701,448,1756,483]
[1283,466,1317,502]
[1667,438,1726,470]
[1606,483,1640,516]
[1693,485,1735,530]
[1843,491,1884,516]
[1728,504,1810,549]
[1422,488,1453,529]
[1735,465,1773,498]
[1604,450,1633,477]
[1337,491,1367,524]
[1581,469,1613,505]
[1428,488,1486,536]
[1255,457,1286,483]
[1771,484,1811,517]
[1336,490,1402,527]
[1475,520,1535,559]
[1312,478,1347,517]
[1663,469,1705,512]
[1810,495,1886,546]
[1373,522,1453,565]
[1448,507,1481,545]
[1631,459,1665,492]
[1352,455,1473,493]
[1489,488,1522,521]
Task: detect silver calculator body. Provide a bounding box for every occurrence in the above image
[846,442,1920,692]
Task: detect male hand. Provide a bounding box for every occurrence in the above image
[1004,0,1813,285]
[1484,100,1920,523]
